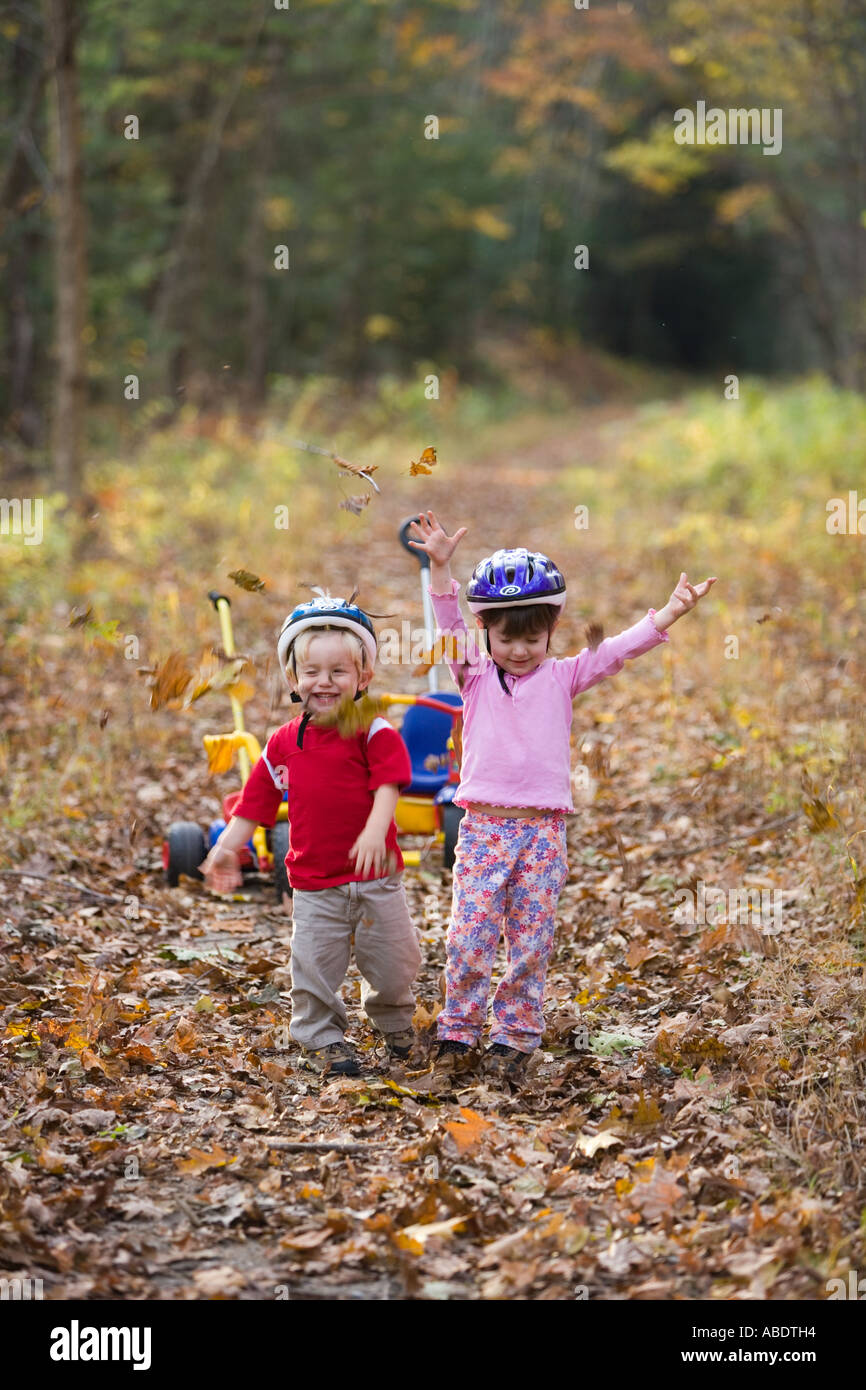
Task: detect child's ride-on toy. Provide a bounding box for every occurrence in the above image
[165,519,467,890]
[163,591,290,902]
[376,518,465,868]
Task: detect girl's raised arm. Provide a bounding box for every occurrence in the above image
[407,510,467,594]
[651,572,717,631]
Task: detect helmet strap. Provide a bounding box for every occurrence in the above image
[494,662,512,696]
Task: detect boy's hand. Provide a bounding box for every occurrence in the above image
[349,827,396,879]
[199,845,243,893]
[653,572,717,630]
[407,510,467,567]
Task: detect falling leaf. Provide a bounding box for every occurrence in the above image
[444,1107,494,1153]
[574,1131,622,1158]
[139,651,193,711]
[412,634,463,676]
[335,458,378,479]
[67,605,93,627]
[184,650,255,707]
[339,495,371,515]
[801,793,840,832]
[228,569,266,593]
[584,621,604,650]
[409,445,438,476]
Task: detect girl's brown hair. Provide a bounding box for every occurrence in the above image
[480,603,560,641]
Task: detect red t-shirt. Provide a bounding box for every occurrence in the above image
[231,714,411,891]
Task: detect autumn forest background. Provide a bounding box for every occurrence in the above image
[1,0,866,1308]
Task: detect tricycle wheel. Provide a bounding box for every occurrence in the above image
[442,802,464,871]
[272,821,291,905]
[166,822,207,887]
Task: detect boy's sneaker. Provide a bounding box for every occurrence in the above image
[484,1043,532,1080]
[433,1039,473,1071]
[382,1028,415,1061]
[298,1041,361,1077]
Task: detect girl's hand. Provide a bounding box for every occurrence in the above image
[653,572,718,630]
[199,844,243,893]
[349,827,396,879]
[407,510,467,567]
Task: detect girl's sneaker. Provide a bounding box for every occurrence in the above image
[484,1043,532,1079]
[434,1039,472,1071]
[299,1041,361,1077]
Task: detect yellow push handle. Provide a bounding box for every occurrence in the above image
[208,592,252,782]
[203,731,262,776]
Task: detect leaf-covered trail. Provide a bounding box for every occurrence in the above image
[2,404,864,1300]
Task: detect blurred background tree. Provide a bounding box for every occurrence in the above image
[1,0,863,498]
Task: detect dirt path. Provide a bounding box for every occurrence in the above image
[1,402,862,1302]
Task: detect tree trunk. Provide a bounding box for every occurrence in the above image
[240,40,284,416]
[44,0,87,507]
[150,11,267,403]
[1,33,49,453]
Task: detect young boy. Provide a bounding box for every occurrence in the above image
[199,596,421,1077]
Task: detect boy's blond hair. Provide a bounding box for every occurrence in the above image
[290,626,369,675]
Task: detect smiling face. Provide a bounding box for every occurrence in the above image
[290,630,371,712]
[479,613,555,676]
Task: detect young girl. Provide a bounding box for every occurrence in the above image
[408,511,716,1080]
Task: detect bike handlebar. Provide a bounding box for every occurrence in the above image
[399,516,430,569]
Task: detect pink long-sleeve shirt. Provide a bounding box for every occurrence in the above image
[430,579,670,812]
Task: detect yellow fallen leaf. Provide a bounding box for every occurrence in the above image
[444,1107,494,1153]
[395,1215,467,1253]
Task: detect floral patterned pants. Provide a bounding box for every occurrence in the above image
[437,810,569,1052]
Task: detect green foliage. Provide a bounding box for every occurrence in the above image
[566,376,866,578]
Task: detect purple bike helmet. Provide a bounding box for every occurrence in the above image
[465,548,567,613]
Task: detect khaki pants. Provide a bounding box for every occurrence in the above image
[289,874,422,1049]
